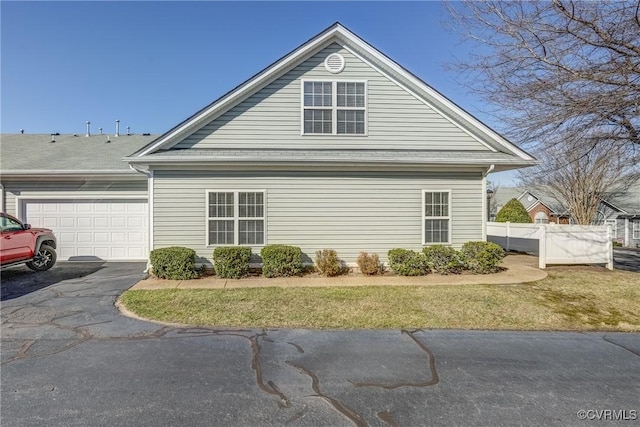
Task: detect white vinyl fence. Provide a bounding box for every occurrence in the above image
[487,222,613,270]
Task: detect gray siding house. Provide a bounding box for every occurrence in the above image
[126,23,536,265]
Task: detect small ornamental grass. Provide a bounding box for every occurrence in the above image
[315,249,343,276]
[260,245,303,278]
[150,246,200,280]
[356,252,383,275]
[212,247,252,279]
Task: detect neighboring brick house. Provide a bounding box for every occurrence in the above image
[491,187,569,224]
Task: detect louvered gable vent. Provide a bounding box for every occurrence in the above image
[324,53,345,74]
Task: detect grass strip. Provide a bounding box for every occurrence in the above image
[120,268,640,331]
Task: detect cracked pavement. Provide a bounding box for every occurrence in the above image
[2,263,639,426]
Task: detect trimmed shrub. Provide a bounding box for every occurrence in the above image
[423,245,463,275]
[261,245,303,278]
[387,248,430,276]
[461,241,505,274]
[315,249,343,277]
[496,198,532,223]
[212,246,252,279]
[150,246,199,280]
[356,252,383,275]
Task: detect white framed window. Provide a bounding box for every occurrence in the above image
[534,211,549,224]
[302,80,366,135]
[207,191,265,246]
[423,190,451,244]
[633,219,640,240]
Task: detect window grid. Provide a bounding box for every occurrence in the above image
[302,80,366,135]
[633,220,640,239]
[207,191,265,246]
[423,191,451,244]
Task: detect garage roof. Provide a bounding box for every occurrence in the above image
[0,134,157,175]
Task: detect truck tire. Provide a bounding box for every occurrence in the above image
[26,244,57,271]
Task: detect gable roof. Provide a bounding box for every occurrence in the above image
[128,22,536,169]
[494,186,568,214]
[0,134,157,177]
[604,183,640,215]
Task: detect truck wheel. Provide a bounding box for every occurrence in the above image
[26,245,57,271]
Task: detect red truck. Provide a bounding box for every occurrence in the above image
[0,212,57,271]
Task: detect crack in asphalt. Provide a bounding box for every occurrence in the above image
[287,342,305,353]
[286,360,370,427]
[2,269,444,427]
[349,329,439,390]
[601,335,640,358]
[169,327,291,408]
[377,410,400,427]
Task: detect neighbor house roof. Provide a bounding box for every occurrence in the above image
[494,186,568,215]
[495,184,640,217]
[0,134,157,177]
[128,22,537,169]
[604,183,640,215]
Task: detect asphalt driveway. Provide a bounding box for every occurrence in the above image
[1,263,639,426]
[614,247,640,272]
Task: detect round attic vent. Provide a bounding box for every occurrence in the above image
[324,53,345,74]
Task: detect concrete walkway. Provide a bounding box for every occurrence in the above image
[132,254,547,290]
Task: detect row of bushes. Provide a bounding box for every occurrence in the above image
[149,241,504,280]
[388,242,505,276]
[150,245,332,279]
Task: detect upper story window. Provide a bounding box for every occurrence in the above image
[302,81,366,135]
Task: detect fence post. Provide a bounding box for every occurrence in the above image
[606,223,613,270]
[539,224,546,269]
[506,221,510,252]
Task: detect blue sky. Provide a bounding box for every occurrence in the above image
[1,1,518,185]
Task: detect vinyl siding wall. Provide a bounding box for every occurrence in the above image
[175,43,488,151]
[153,169,483,265]
[2,180,147,219]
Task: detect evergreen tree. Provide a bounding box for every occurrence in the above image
[495,198,532,223]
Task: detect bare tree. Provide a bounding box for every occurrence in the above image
[446,0,640,223]
[518,136,638,224]
[446,0,640,161]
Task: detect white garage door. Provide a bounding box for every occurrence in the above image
[23,199,148,261]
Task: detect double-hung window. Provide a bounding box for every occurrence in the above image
[423,190,451,244]
[207,191,265,245]
[303,81,366,135]
[633,219,640,240]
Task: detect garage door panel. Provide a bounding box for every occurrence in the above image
[94,217,109,227]
[23,199,148,261]
[60,217,75,227]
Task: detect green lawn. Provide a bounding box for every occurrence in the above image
[119,267,640,331]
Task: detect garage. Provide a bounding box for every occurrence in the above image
[22,199,148,261]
